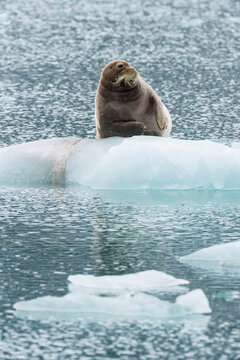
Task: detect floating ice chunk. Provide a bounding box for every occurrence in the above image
[68,270,189,294]
[176,289,211,314]
[180,241,240,274]
[14,289,211,322]
[1,136,239,189]
[14,270,210,322]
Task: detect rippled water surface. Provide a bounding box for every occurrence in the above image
[0,0,240,359]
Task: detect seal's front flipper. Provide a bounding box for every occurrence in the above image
[155,100,172,136]
[105,121,144,138]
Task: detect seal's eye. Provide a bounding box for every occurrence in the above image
[117,64,124,69]
[109,66,113,69]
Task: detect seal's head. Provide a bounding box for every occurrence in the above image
[101,60,139,91]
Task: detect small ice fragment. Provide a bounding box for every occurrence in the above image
[176,289,211,314]
[180,241,240,273]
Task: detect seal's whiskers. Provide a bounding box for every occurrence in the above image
[115,72,138,87]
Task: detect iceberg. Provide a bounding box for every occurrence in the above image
[0,136,239,189]
[14,270,211,322]
[180,241,240,274]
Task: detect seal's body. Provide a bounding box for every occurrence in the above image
[95,60,172,139]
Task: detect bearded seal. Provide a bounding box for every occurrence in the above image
[95,60,172,138]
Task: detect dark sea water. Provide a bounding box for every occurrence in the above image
[0,0,240,359]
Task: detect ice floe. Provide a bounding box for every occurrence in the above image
[0,136,239,189]
[180,241,240,274]
[14,270,211,322]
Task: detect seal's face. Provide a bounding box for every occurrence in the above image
[101,60,139,90]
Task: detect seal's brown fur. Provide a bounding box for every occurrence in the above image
[95,60,172,138]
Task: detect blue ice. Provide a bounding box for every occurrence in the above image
[0,136,239,189]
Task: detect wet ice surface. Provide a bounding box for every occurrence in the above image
[0,136,240,189]
[1,0,240,358]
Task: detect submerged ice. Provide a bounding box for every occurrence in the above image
[180,241,240,274]
[0,136,239,190]
[14,270,211,322]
